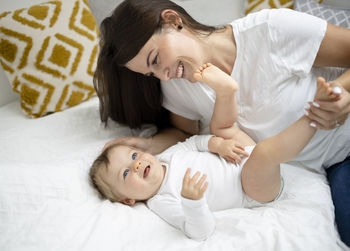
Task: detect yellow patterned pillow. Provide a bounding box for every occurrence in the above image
[0,0,98,118]
[245,0,323,15]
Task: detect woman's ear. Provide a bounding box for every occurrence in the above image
[121,198,136,206]
[160,9,183,29]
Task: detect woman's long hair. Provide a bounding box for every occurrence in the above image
[94,0,218,129]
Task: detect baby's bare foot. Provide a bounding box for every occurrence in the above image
[193,63,238,94]
[315,77,341,102]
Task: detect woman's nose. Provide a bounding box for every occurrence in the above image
[158,67,170,81]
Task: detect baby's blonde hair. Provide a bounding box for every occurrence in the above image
[89,144,123,202]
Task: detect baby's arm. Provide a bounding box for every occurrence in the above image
[148,181,214,241]
[180,168,214,240]
[193,63,239,138]
[175,134,253,163]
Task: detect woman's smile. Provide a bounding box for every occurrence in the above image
[175,61,184,78]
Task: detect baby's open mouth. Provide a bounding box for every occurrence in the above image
[143,165,150,178]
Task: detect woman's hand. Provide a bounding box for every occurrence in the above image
[102,136,152,152]
[181,169,208,200]
[308,84,350,129]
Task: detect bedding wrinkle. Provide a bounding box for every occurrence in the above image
[0,97,344,250]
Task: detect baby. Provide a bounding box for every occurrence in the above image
[90,64,340,240]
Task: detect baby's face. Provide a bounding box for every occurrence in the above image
[101,145,166,204]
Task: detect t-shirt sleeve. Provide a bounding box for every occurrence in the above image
[267,8,327,78]
[161,79,202,121]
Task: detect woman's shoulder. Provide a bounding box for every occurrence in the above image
[232,8,310,29]
[232,8,325,43]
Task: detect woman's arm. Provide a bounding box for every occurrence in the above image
[170,113,199,135]
[308,24,350,129]
[145,113,198,154]
[102,113,196,154]
[334,68,350,91]
[148,126,190,154]
[314,24,350,68]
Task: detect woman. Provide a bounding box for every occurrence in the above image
[94,0,350,245]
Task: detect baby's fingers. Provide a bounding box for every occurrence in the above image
[229,152,242,163]
[190,171,201,185]
[224,155,239,164]
[182,168,191,185]
[233,146,249,157]
[199,182,208,197]
[195,174,207,189]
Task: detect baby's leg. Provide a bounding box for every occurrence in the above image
[193,63,238,94]
[194,63,239,137]
[240,80,338,203]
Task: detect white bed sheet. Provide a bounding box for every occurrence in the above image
[0,97,348,251]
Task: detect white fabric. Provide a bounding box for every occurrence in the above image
[147,135,254,240]
[161,9,350,171]
[0,97,348,250]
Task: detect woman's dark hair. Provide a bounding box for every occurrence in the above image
[94,0,218,129]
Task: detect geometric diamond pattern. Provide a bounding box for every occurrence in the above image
[0,26,33,70]
[294,0,350,28]
[0,0,98,118]
[12,1,61,30]
[245,0,295,14]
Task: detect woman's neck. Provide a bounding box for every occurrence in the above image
[202,25,236,75]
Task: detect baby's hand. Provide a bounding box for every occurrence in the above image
[181,168,208,200]
[217,139,249,164]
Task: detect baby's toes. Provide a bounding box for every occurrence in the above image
[203,63,211,69]
[326,86,333,95]
[193,71,203,81]
[317,77,326,89]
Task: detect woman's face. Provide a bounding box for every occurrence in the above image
[126,26,204,83]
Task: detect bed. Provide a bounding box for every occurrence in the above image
[0,96,347,251]
[0,0,349,250]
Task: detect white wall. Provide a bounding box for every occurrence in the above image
[174,0,244,26]
[0,0,243,107]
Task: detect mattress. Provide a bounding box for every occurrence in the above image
[0,97,347,251]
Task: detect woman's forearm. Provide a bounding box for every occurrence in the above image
[334,68,350,92]
[148,127,190,154]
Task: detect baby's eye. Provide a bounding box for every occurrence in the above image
[132,153,137,160]
[123,169,129,179]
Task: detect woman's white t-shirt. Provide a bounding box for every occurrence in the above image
[161,9,350,170]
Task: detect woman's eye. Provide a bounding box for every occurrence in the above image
[152,54,158,65]
[132,153,137,160]
[123,169,129,179]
